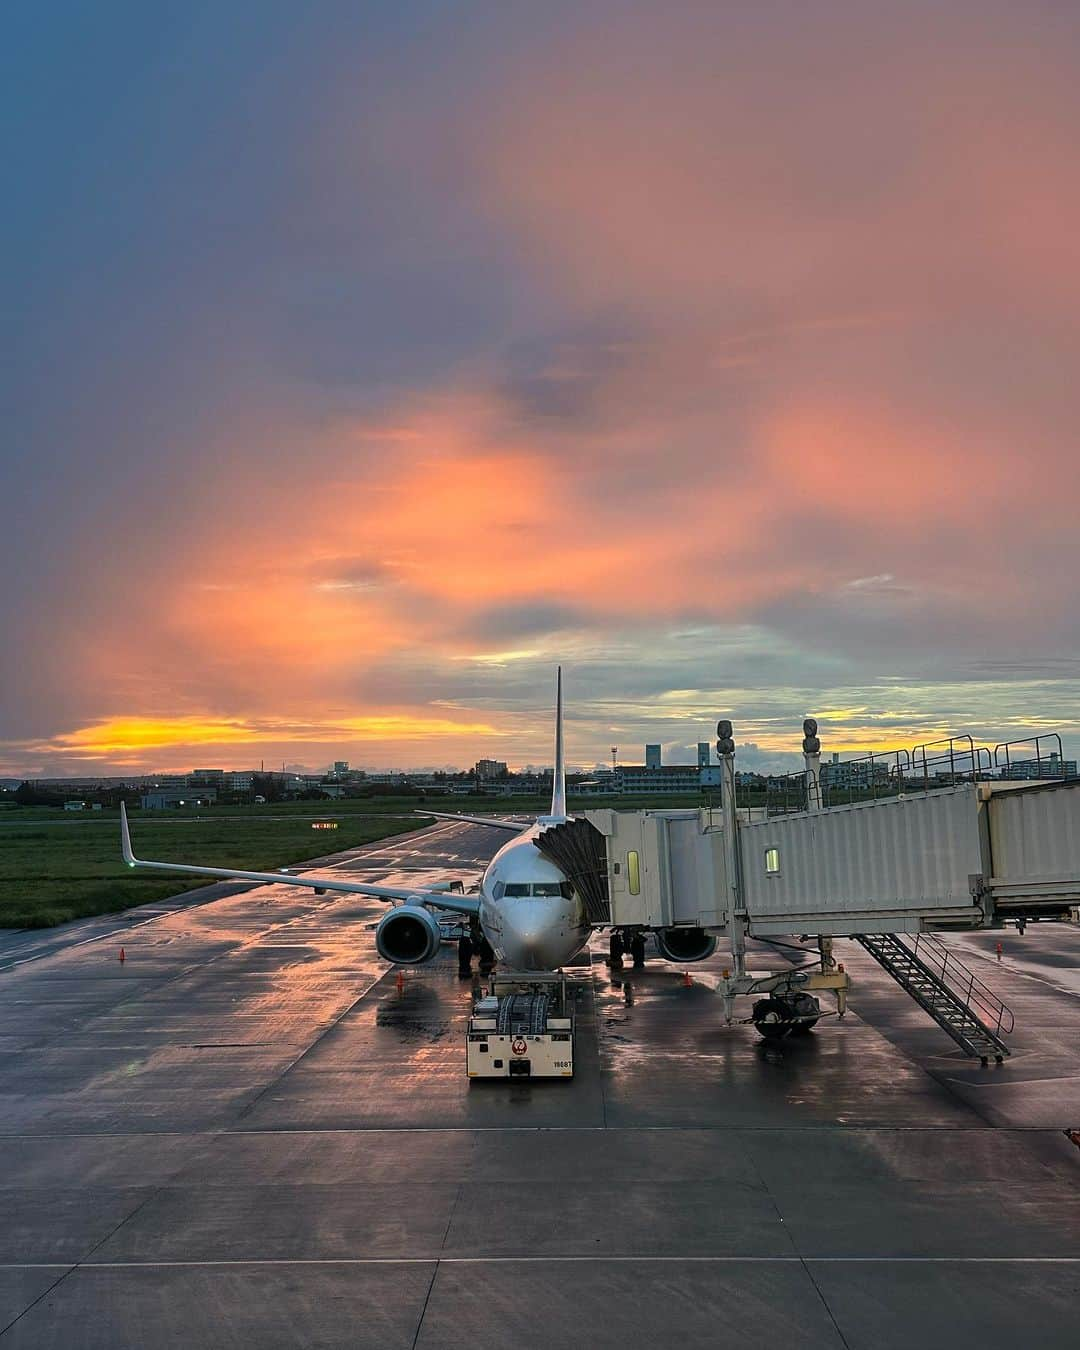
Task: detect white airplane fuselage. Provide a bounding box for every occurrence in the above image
[476,823,589,971]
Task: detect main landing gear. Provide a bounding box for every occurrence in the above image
[608,929,646,969]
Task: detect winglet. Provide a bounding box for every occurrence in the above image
[550,665,567,820]
[120,801,137,867]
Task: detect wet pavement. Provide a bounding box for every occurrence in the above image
[1,821,1079,1347]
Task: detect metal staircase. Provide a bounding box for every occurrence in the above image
[854,933,1013,1063]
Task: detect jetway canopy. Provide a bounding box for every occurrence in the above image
[579,778,1080,936]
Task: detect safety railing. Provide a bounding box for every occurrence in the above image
[993,733,1072,781]
[750,726,1072,819]
[911,933,1014,1037]
[908,736,992,787]
[820,748,909,807]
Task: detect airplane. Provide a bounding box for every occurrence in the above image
[119,668,716,972]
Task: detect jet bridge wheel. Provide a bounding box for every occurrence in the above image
[752,994,820,1040]
[752,997,794,1040]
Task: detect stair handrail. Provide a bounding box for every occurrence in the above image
[912,933,1014,1037]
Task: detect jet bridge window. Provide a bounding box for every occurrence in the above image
[764,846,781,876]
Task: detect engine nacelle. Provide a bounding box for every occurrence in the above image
[375,903,443,965]
[655,926,717,963]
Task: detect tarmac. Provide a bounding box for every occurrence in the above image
[1,818,1079,1348]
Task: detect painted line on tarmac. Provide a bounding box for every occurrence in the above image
[3,1256,1080,1269]
[1,1122,1070,1137]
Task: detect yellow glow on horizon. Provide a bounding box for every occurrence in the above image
[464,648,543,666]
[46,712,501,757]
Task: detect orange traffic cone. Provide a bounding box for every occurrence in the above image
[395,969,404,993]
[683,970,693,988]
[119,948,126,964]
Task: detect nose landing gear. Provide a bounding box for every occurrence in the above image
[459,928,495,978]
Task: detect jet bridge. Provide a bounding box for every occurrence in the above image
[561,769,1080,1060]
[583,779,1080,938]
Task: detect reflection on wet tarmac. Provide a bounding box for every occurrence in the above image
[2,821,1080,1347]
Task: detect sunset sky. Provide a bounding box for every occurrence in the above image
[3,1,1079,777]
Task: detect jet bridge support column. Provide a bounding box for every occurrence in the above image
[717,720,746,983]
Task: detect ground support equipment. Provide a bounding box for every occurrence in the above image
[467,971,575,1079]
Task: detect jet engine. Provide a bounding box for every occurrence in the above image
[375,903,443,965]
[655,926,717,963]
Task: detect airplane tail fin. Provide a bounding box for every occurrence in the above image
[550,666,567,820]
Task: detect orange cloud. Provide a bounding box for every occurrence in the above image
[8,3,1079,777]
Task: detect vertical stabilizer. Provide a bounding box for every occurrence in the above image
[550,666,567,819]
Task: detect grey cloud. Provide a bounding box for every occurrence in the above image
[463,600,592,643]
[495,320,648,429]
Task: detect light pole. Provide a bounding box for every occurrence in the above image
[716,719,746,978]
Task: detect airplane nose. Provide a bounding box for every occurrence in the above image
[503,901,558,970]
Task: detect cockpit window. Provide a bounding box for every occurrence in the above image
[502,882,571,898]
[530,882,564,896]
[504,883,531,897]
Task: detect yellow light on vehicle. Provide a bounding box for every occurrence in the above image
[628,850,640,895]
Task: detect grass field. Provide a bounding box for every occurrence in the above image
[0,790,723,930]
[0,802,428,929]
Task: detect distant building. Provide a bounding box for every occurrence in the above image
[697,742,711,768]
[475,759,509,781]
[493,772,551,796]
[645,744,662,770]
[190,769,224,784]
[820,760,891,789]
[326,762,365,782]
[612,763,721,794]
[184,770,250,793]
[141,788,217,809]
[999,755,1077,780]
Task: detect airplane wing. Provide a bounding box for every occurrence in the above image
[420,810,527,832]
[119,804,480,916]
